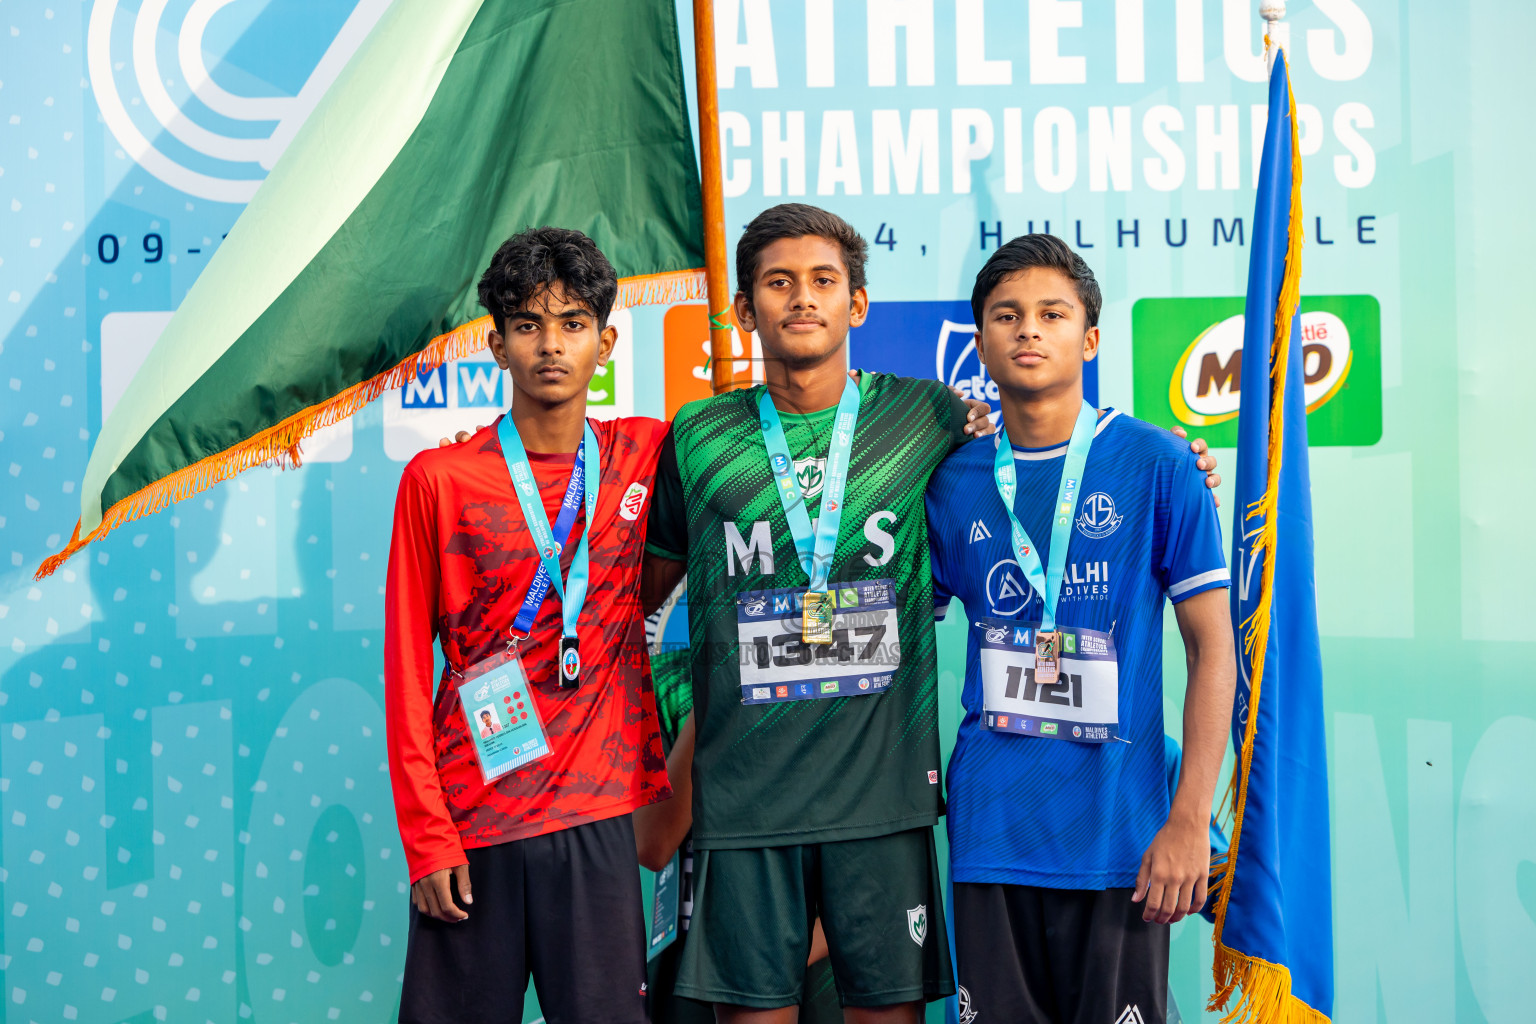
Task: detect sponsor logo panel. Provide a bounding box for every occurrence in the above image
[384,309,635,461]
[1131,295,1381,446]
[850,300,1099,416]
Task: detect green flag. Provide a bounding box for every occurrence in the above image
[40,0,703,578]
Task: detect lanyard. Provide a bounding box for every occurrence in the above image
[498,415,600,641]
[991,401,1098,633]
[758,377,861,594]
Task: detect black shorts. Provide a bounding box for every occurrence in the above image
[398,814,647,1024]
[953,883,1168,1024]
[676,827,955,1009]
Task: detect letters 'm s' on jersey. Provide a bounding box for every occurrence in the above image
[926,410,1229,887]
[647,372,971,848]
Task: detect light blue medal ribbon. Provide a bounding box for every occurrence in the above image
[498,416,599,686]
[991,401,1099,640]
[759,378,861,639]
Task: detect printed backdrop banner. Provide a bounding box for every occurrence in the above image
[1,3,1532,1023]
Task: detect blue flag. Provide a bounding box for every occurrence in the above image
[1210,51,1334,1023]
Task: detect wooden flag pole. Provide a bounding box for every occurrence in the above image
[692,0,735,395]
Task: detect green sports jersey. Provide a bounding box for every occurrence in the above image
[647,371,971,849]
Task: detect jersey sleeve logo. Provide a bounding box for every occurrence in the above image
[619,481,649,521]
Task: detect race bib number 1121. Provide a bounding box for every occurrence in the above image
[975,617,1119,743]
[736,579,900,704]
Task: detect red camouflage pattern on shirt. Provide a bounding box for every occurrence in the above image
[385,415,671,883]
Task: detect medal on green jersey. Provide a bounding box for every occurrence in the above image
[991,401,1098,685]
[759,378,861,645]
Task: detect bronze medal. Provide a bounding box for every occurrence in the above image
[1035,630,1060,686]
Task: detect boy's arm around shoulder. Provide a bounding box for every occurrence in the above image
[384,460,471,917]
[900,374,996,448]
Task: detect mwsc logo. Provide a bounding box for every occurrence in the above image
[381,308,633,461]
[1131,296,1382,446]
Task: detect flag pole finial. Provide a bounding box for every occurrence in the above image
[1261,1,1285,71]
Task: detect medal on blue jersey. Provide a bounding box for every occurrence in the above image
[498,415,600,688]
[991,401,1098,685]
[759,377,861,644]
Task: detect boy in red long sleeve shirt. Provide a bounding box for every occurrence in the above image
[385,227,670,1024]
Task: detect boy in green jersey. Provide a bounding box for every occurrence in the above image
[643,204,983,1022]
[642,204,1221,1024]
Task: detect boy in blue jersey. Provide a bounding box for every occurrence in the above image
[927,235,1237,1024]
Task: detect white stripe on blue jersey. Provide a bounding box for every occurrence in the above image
[927,409,1229,889]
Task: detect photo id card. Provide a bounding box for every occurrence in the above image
[456,646,551,783]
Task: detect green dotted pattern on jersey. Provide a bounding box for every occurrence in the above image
[668,372,968,849]
[651,646,693,751]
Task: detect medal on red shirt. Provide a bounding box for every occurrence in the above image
[559,636,581,688]
[452,416,596,781]
[498,416,598,689]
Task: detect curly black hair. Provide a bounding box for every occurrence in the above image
[477,227,618,334]
[970,234,1102,329]
[735,203,868,302]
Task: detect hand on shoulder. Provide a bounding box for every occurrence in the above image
[1168,425,1221,505]
[437,424,487,448]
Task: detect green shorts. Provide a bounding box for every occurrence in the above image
[648,939,842,1024]
[675,827,955,1010]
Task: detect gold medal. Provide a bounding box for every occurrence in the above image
[801,591,834,644]
[1035,630,1060,686]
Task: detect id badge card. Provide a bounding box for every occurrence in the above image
[973,617,1120,743]
[456,646,551,783]
[736,579,901,704]
[647,850,682,960]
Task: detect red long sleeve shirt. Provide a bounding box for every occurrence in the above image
[384,416,671,883]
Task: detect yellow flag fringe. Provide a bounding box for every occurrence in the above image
[35,267,706,580]
[1204,54,1329,1024]
[613,267,707,309]
[1211,947,1332,1024]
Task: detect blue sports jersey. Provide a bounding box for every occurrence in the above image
[927,409,1229,889]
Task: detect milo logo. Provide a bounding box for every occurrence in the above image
[1132,295,1382,447]
[1171,311,1352,425]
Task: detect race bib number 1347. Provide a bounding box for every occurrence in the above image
[736,579,900,704]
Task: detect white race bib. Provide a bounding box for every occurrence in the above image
[974,617,1119,742]
[736,579,901,704]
